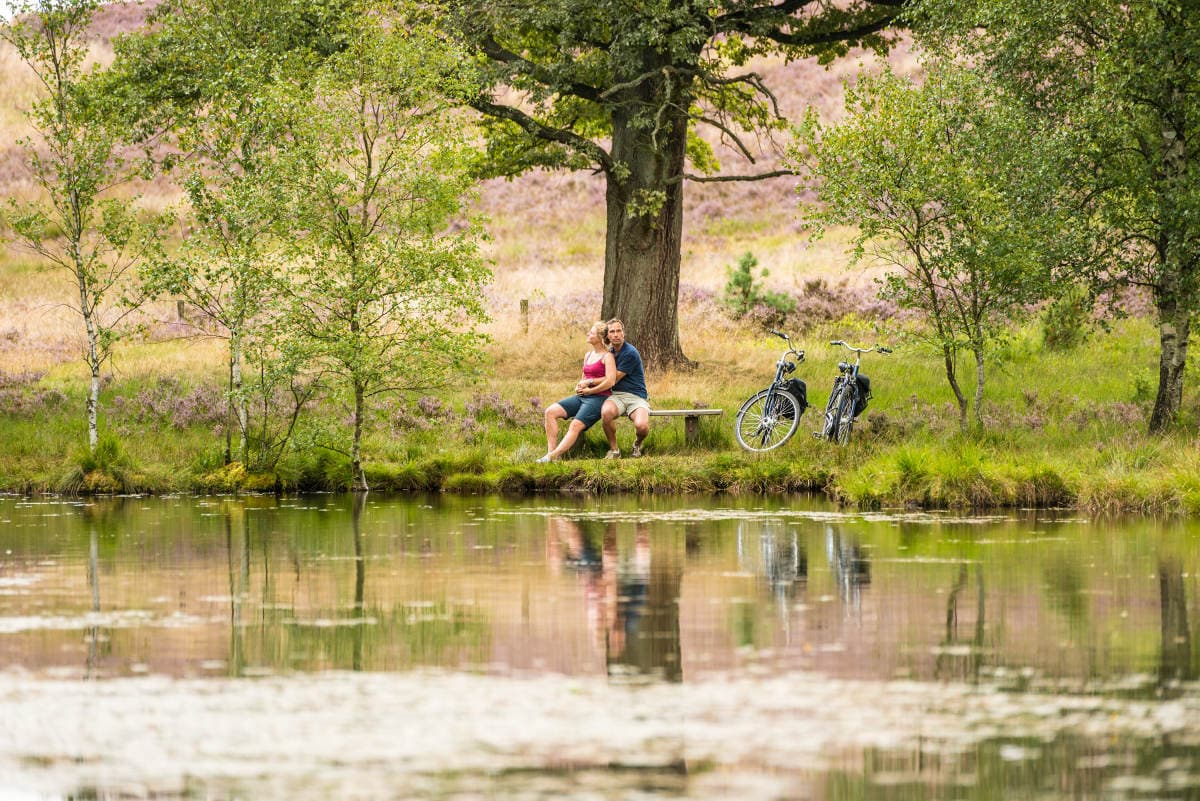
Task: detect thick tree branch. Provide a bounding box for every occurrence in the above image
[480,35,603,104]
[694,114,758,162]
[701,71,783,118]
[718,0,904,39]
[669,168,795,185]
[469,95,614,174]
[758,13,898,48]
[717,0,808,32]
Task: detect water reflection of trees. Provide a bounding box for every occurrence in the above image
[1159,557,1195,689]
[934,563,986,683]
[19,499,1200,685]
[547,517,682,683]
[77,499,128,679]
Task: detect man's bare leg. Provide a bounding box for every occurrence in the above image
[630,408,650,456]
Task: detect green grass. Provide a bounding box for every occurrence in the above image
[3,288,1198,512]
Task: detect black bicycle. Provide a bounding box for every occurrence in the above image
[735,330,809,452]
[818,340,891,445]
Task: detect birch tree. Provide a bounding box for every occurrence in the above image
[794,66,1074,429]
[914,0,1200,433]
[277,16,489,490]
[2,0,162,451]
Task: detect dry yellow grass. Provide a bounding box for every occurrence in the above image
[0,41,39,134]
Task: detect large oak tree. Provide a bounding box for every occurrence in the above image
[439,0,906,369]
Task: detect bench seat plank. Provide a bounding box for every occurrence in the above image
[648,409,723,417]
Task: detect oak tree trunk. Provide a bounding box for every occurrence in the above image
[601,73,691,371]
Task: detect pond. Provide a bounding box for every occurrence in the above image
[0,493,1198,800]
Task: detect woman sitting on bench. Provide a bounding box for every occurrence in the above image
[538,321,617,462]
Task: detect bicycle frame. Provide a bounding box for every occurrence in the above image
[766,329,804,396]
[820,340,891,444]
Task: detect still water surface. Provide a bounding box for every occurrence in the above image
[0,493,1198,799]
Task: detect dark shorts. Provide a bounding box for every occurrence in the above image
[555,394,607,428]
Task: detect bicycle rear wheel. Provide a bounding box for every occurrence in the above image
[821,381,845,441]
[735,389,801,452]
[835,386,857,445]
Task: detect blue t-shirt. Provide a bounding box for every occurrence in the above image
[612,342,648,399]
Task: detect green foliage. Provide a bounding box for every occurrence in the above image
[1042,285,1093,351]
[440,0,904,184]
[722,252,796,322]
[272,18,490,489]
[911,0,1200,431]
[435,0,906,365]
[111,0,365,465]
[2,0,166,451]
[77,432,131,474]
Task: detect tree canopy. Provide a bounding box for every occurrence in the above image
[438,0,907,368]
[794,64,1075,428]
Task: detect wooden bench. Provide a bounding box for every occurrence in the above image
[648,408,723,444]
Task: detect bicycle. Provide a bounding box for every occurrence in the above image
[818,340,891,445]
[734,329,809,452]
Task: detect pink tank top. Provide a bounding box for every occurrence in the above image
[583,354,611,397]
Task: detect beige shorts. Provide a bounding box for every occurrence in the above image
[607,391,651,418]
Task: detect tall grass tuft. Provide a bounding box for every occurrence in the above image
[58,432,145,495]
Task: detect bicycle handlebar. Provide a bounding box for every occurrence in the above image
[830,340,892,355]
[768,330,804,362]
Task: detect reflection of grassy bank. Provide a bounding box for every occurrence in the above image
[4,305,1200,512]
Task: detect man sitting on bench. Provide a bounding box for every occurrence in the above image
[597,318,649,459]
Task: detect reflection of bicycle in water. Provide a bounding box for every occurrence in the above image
[825,526,870,613]
[737,523,807,605]
[736,522,808,643]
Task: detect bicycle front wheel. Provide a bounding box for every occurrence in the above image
[735,389,801,452]
[835,386,857,446]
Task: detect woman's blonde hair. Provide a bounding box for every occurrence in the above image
[590,320,610,345]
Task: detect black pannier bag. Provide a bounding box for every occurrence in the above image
[853,374,871,416]
[778,378,808,419]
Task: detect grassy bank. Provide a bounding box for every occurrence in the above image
[4,299,1200,513]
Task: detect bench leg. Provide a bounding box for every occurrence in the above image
[684,415,699,444]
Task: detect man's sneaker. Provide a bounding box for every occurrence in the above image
[536,455,551,463]
[631,443,643,458]
[604,449,621,460]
